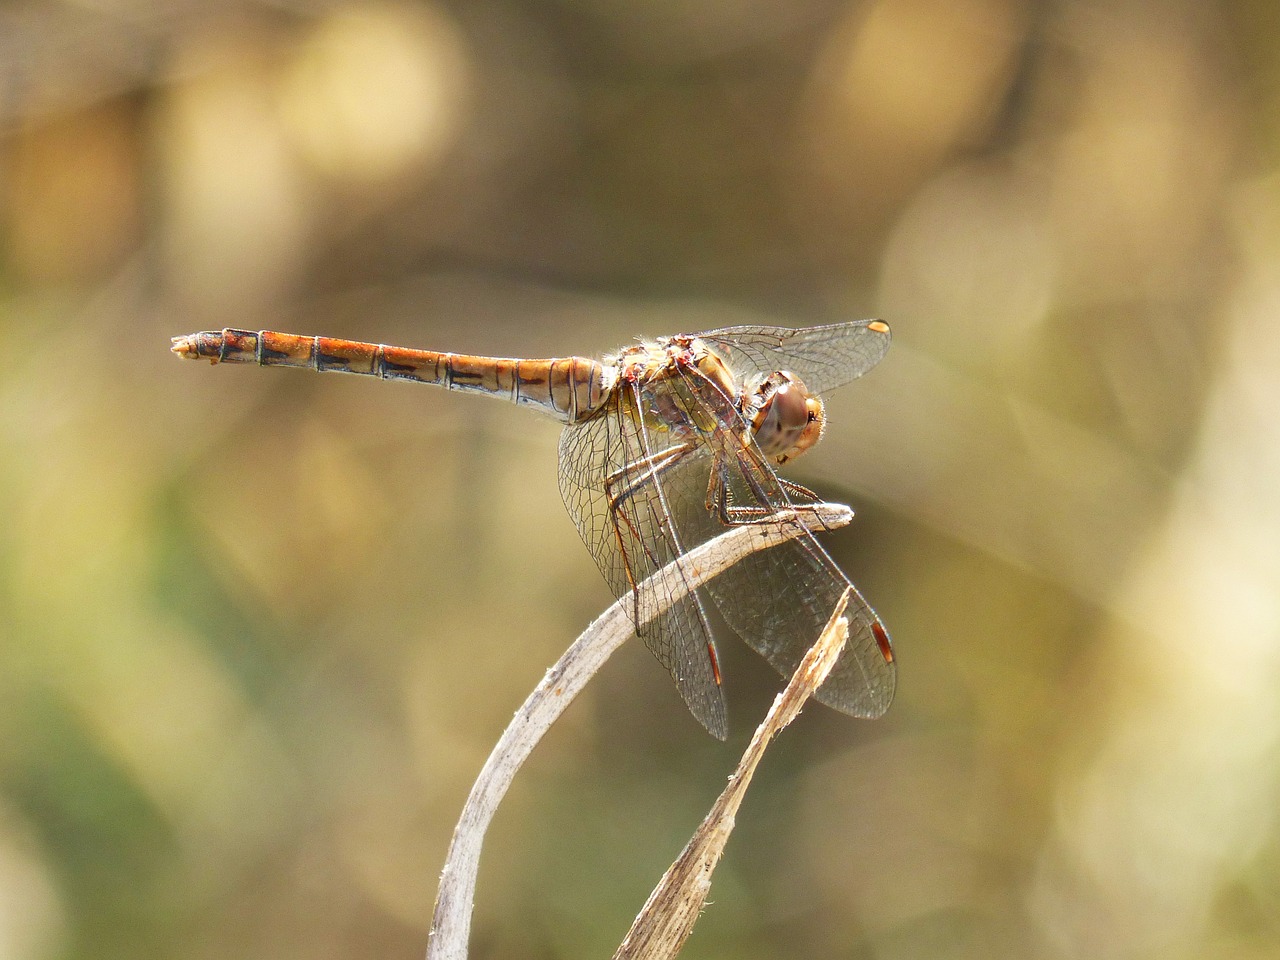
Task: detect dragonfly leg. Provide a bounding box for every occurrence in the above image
[602,442,697,601]
[704,451,841,533]
[775,477,856,533]
[704,451,784,527]
[777,477,820,503]
[706,448,844,529]
[707,467,768,526]
[605,438,724,688]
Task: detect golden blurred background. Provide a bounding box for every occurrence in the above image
[2,0,1279,957]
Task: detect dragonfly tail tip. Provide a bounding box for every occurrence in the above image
[171,335,199,359]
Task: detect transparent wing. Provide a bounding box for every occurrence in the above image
[557,386,729,739]
[695,475,896,719]
[696,319,891,395]
[656,364,897,719]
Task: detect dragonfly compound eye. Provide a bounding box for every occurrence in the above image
[750,373,824,463]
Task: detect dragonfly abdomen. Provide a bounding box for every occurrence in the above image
[171,328,608,422]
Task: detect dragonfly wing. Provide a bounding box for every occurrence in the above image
[707,526,897,719]
[696,320,891,395]
[656,369,897,719]
[557,387,728,739]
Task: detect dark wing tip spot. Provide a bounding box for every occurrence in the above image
[872,620,894,663]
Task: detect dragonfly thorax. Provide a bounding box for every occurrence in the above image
[745,371,824,464]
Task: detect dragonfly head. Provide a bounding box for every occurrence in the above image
[747,372,824,465]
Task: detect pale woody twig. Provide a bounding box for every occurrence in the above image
[613,587,852,960]
[426,503,854,960]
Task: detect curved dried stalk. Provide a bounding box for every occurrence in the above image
[426,503,853,960]
[614,587,852,960]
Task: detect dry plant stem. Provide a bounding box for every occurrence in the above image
[425,503,853,960]
[613,588,853,960]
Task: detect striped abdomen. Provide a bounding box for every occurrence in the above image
[171,328,609,423]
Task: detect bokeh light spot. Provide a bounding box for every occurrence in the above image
[278,2,471,186]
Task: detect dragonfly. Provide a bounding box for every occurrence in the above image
[172,320,896,738]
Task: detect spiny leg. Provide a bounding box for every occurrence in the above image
[614,436,724,688]
[603,433,724,688]
[703,449,837,531]
[704,446,787,527]
[706,459,775,527]
[603,442,695,518]
[602,441,697,619]
[769,475,852,530]
[778,477,820,503]
[608,378,725,689]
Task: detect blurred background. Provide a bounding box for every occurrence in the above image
[2,0,1279,958]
